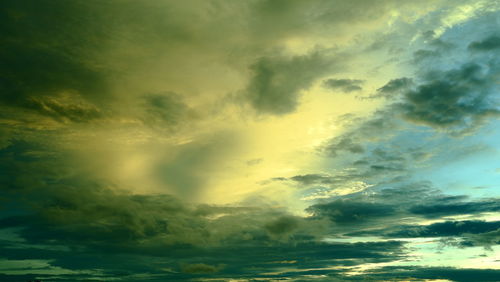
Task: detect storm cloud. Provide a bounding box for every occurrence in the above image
[1,0,499,281]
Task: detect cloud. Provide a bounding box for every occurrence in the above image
[0,158,413,280]
[413,49,441,63]
[353,147,411,171]
[154,133,239,200]
[0,139,415,280]
[0,140,329,251]
[464,228,500,249]
[323,136,365,156]
[244,52,335,115]
[0,0,109,117]
[1,1,500,280]
[409,198,500,218]
[264,216,300,236]
[313,114,428,192]
[290,174,336,185]
[394,62,500,134]
[274,171,370,188]
[247,0,436,47]
[376,77,413,96]
[303,183,500,239]
[307,199,395,224]
[352,266,500,282]
[385,220,500,238]
[272,173,376,200]
[323,78,364,93]
[25,92,102,123]
[468,35,500,51]
[181,263,224,274]
[320,110,403,160]
[140,92,195,129]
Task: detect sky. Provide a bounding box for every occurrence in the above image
[0,0,500,281]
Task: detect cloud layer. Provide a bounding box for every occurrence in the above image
[1,0,499,281]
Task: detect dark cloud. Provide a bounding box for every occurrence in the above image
[278,148,410,188]
[421,30,436,41]
[290,174,335,185]
[323,78,364,93]
[320,110,402,160]
[464,228,500,249]
[362,34,500,135]
[307,199,395,224]
[0,142,238,248]
[376,77,412,96]
[140,92,194,128]
[396,62,500,134]
[249,0,422,45]
[302,183,500,239]
[351,266,500,282]
[385,220,500,238]
[0,0,110,119]
[409,198,500,218]
[244,52,334,115]
[0,274,43,282]
[0,203,408,280]
[181,263,224,274]
[1,1,499,280]
[0,141,497,281]
[323,136,365,156]
[314,125,425,192]
[298,120,436,197]
[264,216,300,236]
[3,264,500,282]
[0,1,211,127]
[200,240,407,278]
[468,35,500,51]
[0,139,415,280]
[352,147,410,172]
[369,164,403,172]
[24,93,103,123]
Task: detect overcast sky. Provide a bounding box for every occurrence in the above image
[1,0,499,281]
